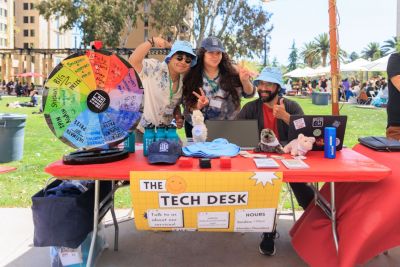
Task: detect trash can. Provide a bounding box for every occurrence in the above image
[312,92,330,105]
[0,113,27,163]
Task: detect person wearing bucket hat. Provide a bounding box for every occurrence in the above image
[237,66,314,256]
[129,37,197,141]
[182,36,256,137]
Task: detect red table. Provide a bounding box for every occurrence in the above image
[290,144,400,267]
[45,148,391,266]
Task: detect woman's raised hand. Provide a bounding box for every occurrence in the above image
[193,88,209,110]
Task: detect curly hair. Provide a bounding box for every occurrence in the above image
[182,48,242,111]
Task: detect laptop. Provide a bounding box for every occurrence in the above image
[288,115,347,151]
[205,120,259,150]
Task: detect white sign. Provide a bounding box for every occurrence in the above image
[58,246,83,266]
[198,212,230,229]
[234,208,276,232]
[158,192,248,208]
[140,180,166,191]
[147,209,183,228]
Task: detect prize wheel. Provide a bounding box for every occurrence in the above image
[43,49,143,151]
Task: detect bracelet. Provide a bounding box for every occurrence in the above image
[147,37,155,47]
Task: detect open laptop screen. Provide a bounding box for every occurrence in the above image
[205,120,259,150]
[288,115,347,151]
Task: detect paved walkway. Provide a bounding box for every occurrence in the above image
[1,208,399,266]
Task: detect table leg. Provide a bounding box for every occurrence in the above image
[110,181,119,251]
[87,180,99,267]
[330,182,339,252]
[312,182,339,253]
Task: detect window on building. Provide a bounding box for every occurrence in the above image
[30,16,35,23]
[30,43,34,48]
[4,9,7,17]
[23,3,29,10]
[23,16,29,23]
[23,42,29,49]
[23,29,29,37]
[30,29,34,37]
[30,3,34,9]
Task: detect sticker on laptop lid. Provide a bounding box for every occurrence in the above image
[313,129,322,137]
[312,117,324,127]
[293,118,306,130]
[332,120,341,128]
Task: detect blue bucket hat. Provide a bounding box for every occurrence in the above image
[148,140,182,164]
[165,40,197,67]
[201,36,225,53]
[254,67,284,88]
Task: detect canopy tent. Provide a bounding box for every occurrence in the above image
[308,65,330,76]
[362,55,390,72]
[284,67,315,78]
[16,72,44,78]
[341,58,370,72]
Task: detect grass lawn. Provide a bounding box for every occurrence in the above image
[0,95,387,208]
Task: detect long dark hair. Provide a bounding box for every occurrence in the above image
[182,48,242,110]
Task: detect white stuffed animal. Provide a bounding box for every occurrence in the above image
[191,110,207,142]
[283,133,316,156]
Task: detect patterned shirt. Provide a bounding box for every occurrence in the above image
[184,74,254,124]
[137,59,183,132]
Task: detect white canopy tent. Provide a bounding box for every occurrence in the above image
[362,55,390,72]
[341,58,370,72]
[284,67,315,78]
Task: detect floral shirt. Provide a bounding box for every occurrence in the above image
[137,59,183,132]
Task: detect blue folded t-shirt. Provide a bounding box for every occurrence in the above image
[182,138,240,158]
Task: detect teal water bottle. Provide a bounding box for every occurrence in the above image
[167,124,180,143]
[155,124,167,141]
[124,131,135,153]
[143,124,155,156]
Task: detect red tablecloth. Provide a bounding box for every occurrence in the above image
[45,148,390,183]
[290,144,400,267]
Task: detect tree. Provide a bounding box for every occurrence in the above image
[313,33,330,67]
[150,0,273,58]
[361,42,383,60]
[147,0,194,41]
[287,40,298,71]
[37,0,142,47]
[348,51,359,62]
[382,36,399,55]
[300,41,320,67]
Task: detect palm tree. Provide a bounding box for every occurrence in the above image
[361,42,383,60]
[313,33,330,66]
[382,36,399,55]
[300,41,320,67]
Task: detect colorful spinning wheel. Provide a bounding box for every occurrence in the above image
[43,49,143,150]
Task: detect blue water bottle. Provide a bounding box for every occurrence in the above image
[155,124,167,141]
[143,124,155,156]
[124,131,135,153]
[167,124,180,143]
[324,127,336,159]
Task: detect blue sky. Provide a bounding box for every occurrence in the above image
[261,0,397,65]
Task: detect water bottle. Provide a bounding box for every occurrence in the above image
[167,124,180,143]
[324,127,336,159]
[143,124,155,156]
[155,124,167,141]
[123,131,135,153]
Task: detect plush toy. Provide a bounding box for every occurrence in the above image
[254,128,285,154]
[191,110,207,142]
[283,133,316,156]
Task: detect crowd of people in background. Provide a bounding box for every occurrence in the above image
[284,75,389,107]
[0,80,37,97]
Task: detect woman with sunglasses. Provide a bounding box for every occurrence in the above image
[182,36,255,137]
[129,37,197,141]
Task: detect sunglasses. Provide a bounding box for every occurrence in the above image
[175,54,193,64]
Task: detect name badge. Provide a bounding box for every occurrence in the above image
[209,99,222,109]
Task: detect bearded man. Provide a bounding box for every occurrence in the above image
[236,67,314,256]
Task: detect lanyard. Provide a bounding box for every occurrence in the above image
[169,77,180,102]
[204,73,220,94]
